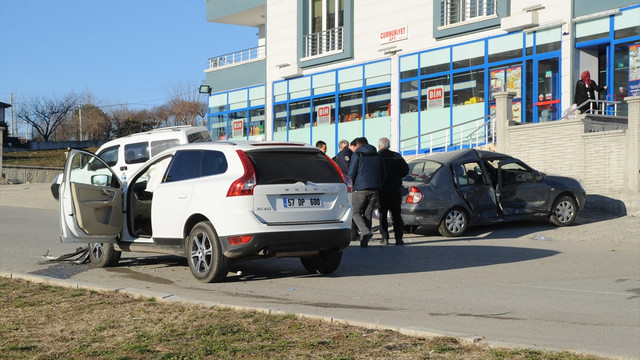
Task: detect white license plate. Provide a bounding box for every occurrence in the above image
[282,197,322,208]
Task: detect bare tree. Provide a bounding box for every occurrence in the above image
[167,81,207,126]
[67,103,111,141]
[16,93,80,141]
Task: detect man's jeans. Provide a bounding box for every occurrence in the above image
[351,189,378,242]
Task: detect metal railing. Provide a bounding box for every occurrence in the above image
[440,0,497,26]
[207,45,266,70]
[303,27,344,58]
[559,99,623,121]
[399,114,495,156]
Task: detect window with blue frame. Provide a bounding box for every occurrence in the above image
[206,85,266,141]
[272,59,391,155]
[399,27,562,154]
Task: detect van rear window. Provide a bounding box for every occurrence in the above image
[246,150,343,185]
[188,131,213,143]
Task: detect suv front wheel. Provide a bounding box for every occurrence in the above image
[187,221,230,283]
[301,250,343,275]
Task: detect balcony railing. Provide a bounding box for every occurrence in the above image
[207,45,266,70]
[303,27,344,58]
[440,0,497,27]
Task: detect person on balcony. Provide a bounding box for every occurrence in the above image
[574,70,607,114]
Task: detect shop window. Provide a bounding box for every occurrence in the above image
[229,89,247,111]
[210,114,226,140]
[535,27,561,54]
[365,60,391,86]
[488,33,522,63]
[274,104,288,134]
[289,76,311,99]
[452,69,484,107]
[313,72,336,95]
[338,66,363,90]
[536,58,560,122]
[452,41,484,69]
[365,86,390,119]
[249,86,265,107]
[576,17,609,43]
[290,100,311,129]
[313,96,336,126]
[525,32,534,56]
[210,93,227,113]
[615,7,640,39]
[249,108,265,136]
[421,48,450,76]
[400,54,418,80]
[228,111,247,140]
[274,81,288,103]
[421,75,450,111]
[401,81,418,114]
[339,91,362,122]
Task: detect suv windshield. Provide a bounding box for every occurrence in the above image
[247,150,343,185]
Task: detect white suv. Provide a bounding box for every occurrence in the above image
[51,126,211,198]
[58,141,353,282]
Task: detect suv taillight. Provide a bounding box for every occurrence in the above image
[406,186,423,204]
[326,154,352,193]
[227,150,256,197]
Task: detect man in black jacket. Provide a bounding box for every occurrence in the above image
[377,137,409,245]
[332,139,352,174]
[347,137,385,247]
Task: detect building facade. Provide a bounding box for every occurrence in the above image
[202,0,640,156]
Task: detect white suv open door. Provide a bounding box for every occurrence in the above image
[59,149,123,243]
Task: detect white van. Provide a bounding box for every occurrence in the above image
[51,125,212,198]
[95,125,212,181]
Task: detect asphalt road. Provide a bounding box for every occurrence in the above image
[1,183,639,359]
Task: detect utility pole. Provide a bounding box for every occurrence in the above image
[10,93,15,136]
[79,103,83,141]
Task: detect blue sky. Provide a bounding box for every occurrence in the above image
[0,1,257,112]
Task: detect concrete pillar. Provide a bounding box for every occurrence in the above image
[493,92,516,153]
[624,96,640,213]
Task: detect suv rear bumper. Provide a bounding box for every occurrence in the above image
[219,228,351,259]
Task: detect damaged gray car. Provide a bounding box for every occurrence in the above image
[401,149,587,237]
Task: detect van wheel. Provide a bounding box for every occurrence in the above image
[550,195,578,226]
[438,208,467,237]
[301,250,342,274]
[187,221,230,283]
[89,243,121,267]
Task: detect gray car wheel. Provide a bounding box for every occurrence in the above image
[88,243,121,267]
[301,250,343,275]
[550,195,578,226]
[187,221,230,283]
[438,208,468,237]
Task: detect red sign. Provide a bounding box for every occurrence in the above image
[427,85,444,109]
[317,105,331,125]
[232,120,244,137]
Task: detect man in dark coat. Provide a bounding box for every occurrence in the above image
[347,137,385,247]
[377,137,409,245]
[332,139,352,174]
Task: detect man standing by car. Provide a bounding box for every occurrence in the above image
[377,137,409,245]
[348,137,385,247]
[332,139,352,174]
